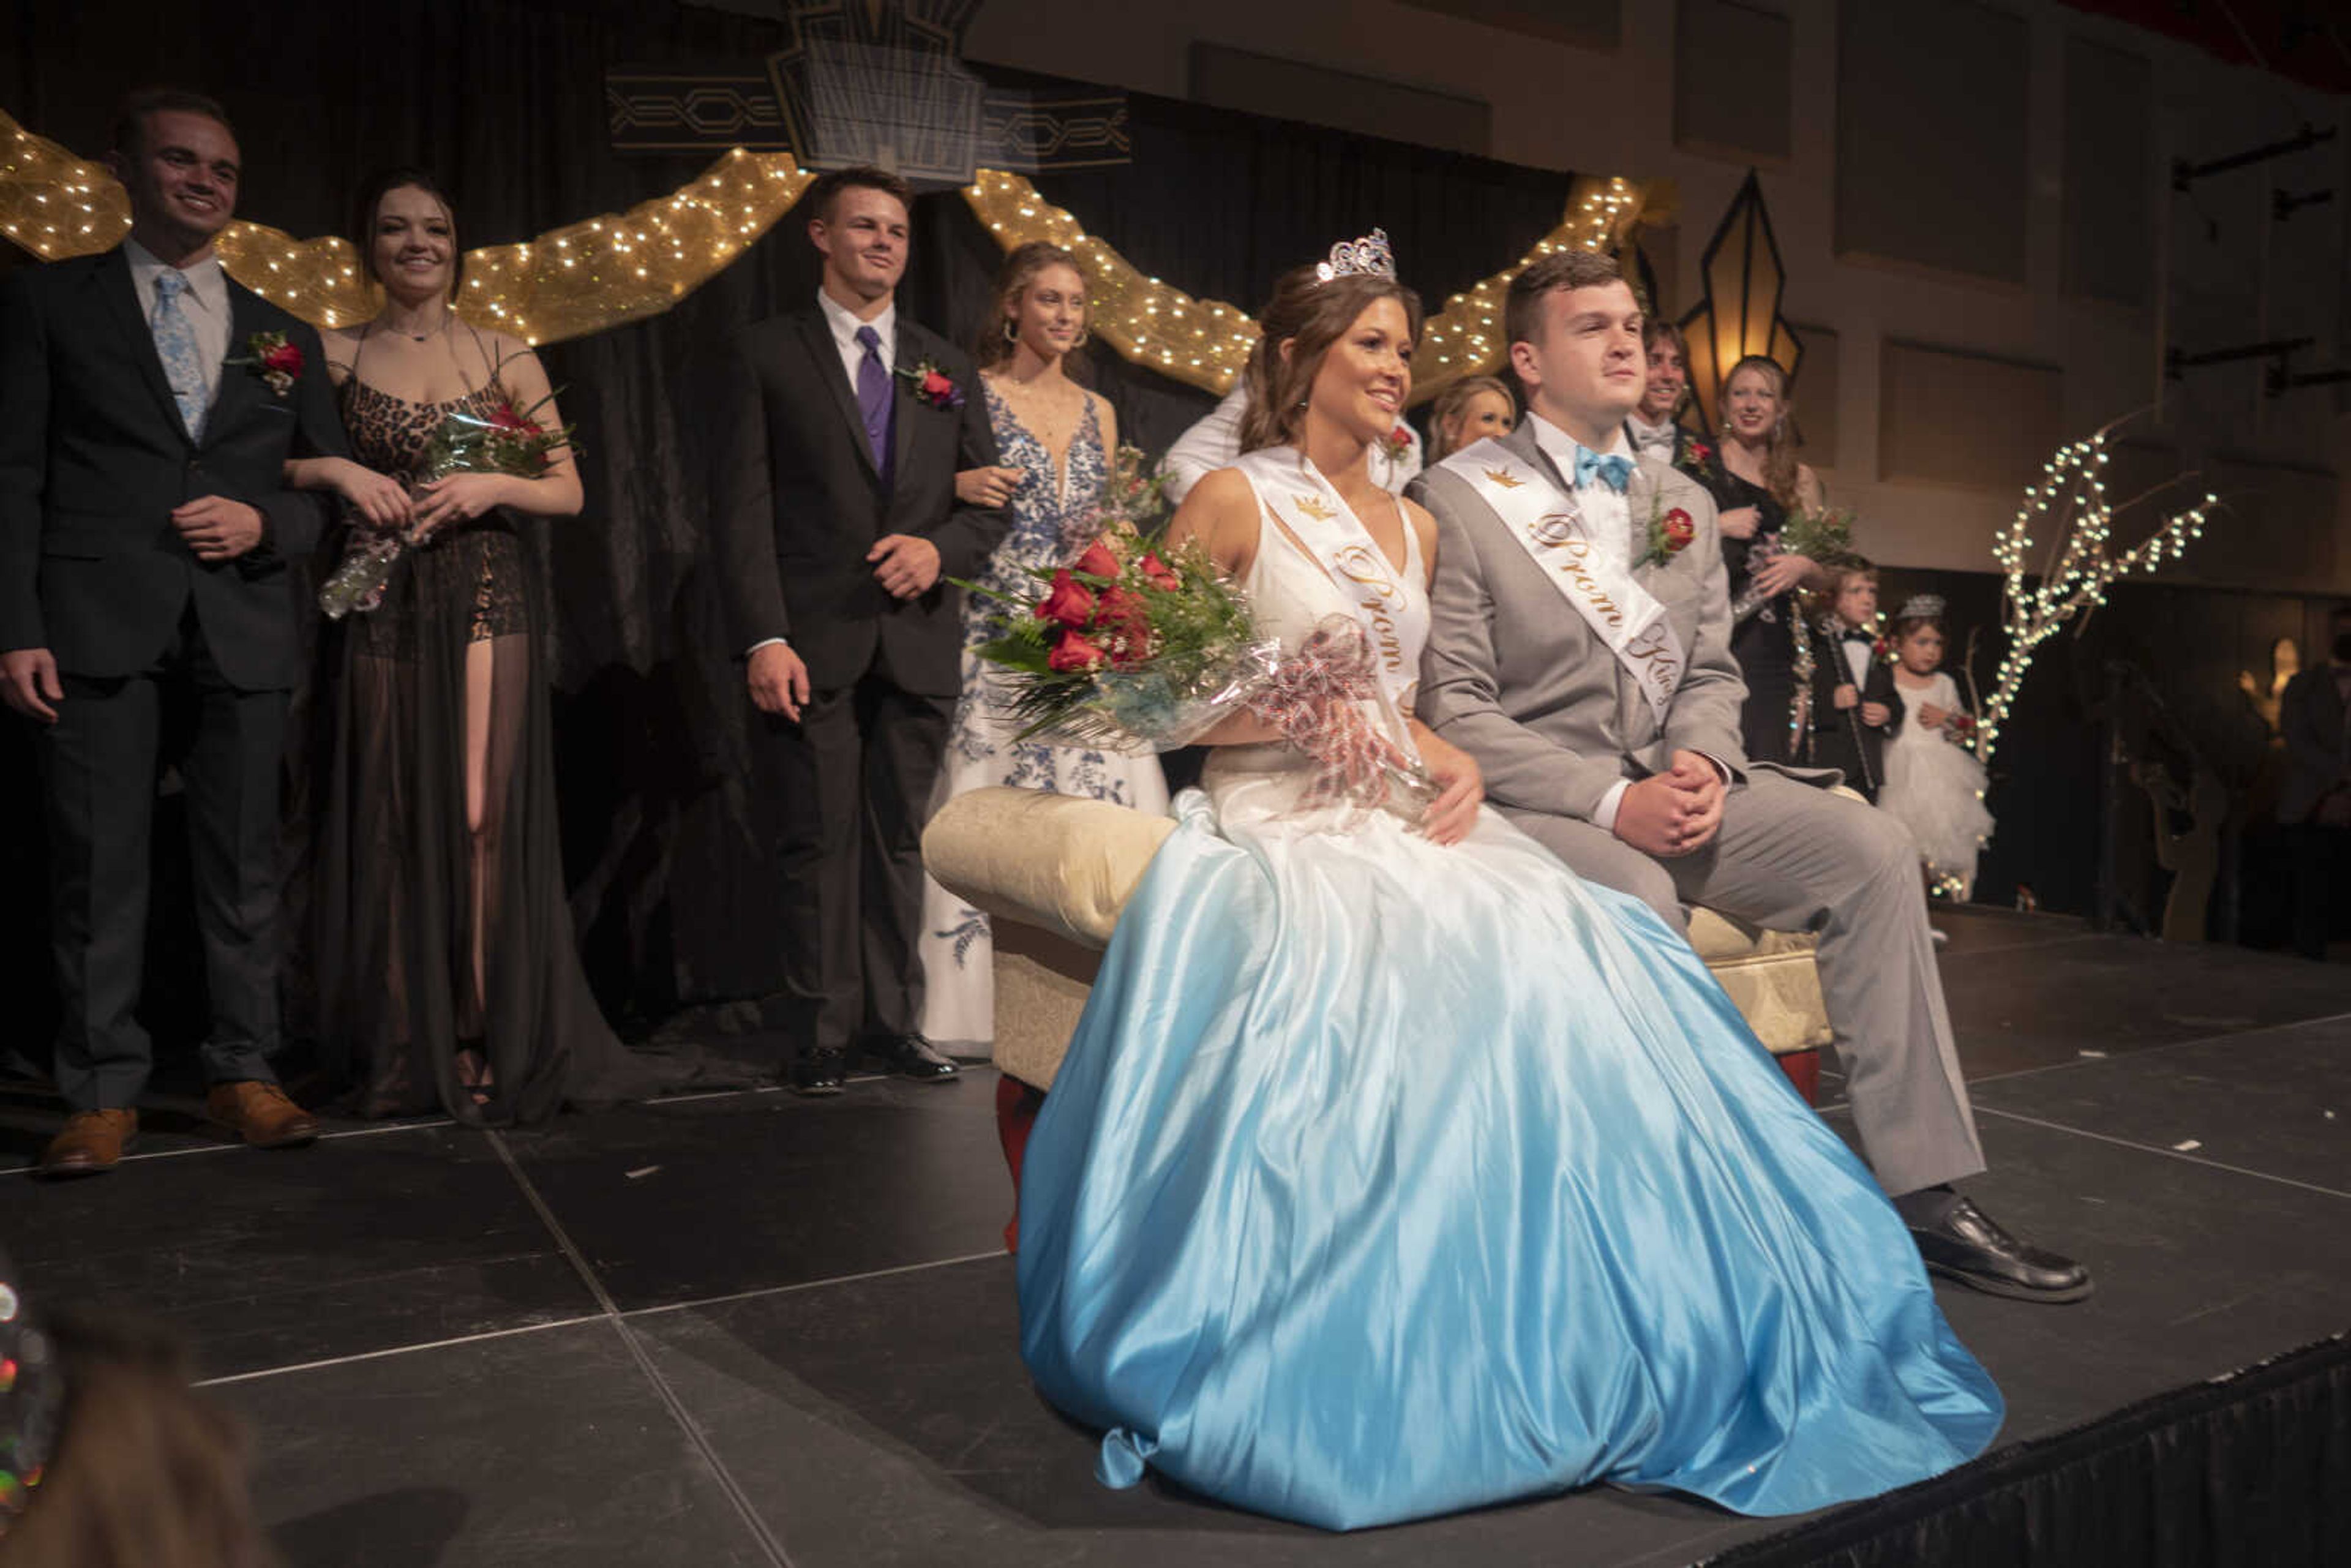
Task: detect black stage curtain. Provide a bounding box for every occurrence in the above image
[1706,1333,2351,1567]
[0,0,1571,1041]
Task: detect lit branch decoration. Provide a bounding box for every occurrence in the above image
[1974,419,2215,768]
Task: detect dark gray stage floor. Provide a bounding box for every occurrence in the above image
[4,907,2346,1567]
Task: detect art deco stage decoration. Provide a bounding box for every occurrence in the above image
[768,0,986,181]
[1973,417,2216,769]
[1,104,1645,396]
[1677,170,1804,432]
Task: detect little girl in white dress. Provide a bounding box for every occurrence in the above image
[1877,597,1995,899]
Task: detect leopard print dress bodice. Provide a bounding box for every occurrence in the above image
[338,376,530,647]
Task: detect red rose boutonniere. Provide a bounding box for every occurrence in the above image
[228,331,304,398]
[895,358,964,411]
[1872,635,1895,664]
[1640,498,1697,569]
[1377,424,1413,465]
[1675,432,1714,472]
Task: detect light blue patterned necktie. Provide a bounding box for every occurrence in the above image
[1572,444,1633,493]
[151,268,210,442]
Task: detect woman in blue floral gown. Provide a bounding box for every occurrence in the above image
[916,244,1170,1054]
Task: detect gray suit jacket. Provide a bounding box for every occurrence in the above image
[2276,664,2350,825]
[1418,418,1833,822]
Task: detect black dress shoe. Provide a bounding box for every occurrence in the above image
[790,1047,848,1097]
[1910,1198,2093,1304]
[861,1034,959,1082]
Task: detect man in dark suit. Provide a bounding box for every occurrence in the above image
[2277,604,2351,959]
[710,165,1007,1093]
[0,89,345,1175]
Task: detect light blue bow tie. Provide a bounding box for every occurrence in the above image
[1572,445,1634,493]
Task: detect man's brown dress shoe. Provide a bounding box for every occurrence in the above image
[37,1109,138,1178]
[206,1081,321,1149]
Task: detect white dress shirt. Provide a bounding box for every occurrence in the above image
[1840,630,1873,690]
[124,236,230,415]
[1625,411,1679,463]
[817,285,896,395]
[1524,411,1727,833]
[1160,382,1423,503]
[748,290,902,657]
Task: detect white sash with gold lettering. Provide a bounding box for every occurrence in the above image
[1441,437,1685,724]
[1229,447,1422,716]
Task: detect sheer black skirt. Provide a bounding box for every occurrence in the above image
[304,516,673,1123]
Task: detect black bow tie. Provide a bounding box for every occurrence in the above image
[1840,629,1873,643]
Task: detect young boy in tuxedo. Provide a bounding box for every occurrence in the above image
[1806,561,1903,800]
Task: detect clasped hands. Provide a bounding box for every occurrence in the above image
[744,535,942,724]
[334,460,504,541]
[4,494,270,724]
[1832,683,1891,727]
[1613,749,1726,858]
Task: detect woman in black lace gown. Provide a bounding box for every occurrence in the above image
[287,171,659,1123]
[1708,354,1829,765]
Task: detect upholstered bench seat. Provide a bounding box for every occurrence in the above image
[922,786,1836,1248]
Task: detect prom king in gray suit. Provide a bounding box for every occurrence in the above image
[1415,249,2090,1305]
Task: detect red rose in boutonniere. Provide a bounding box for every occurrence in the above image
[1640,500,1697,569]
[1674,432,1714,475]
[1378,424,1412,465]
[895,358,964,411]
[1872,636,1895,664]
[1033,569,1096,629]
[228,330,302,398]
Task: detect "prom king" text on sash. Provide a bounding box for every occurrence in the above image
[1444,440,1684,725]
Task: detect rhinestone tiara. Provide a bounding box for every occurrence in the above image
[1895,593,1946,620]
[1316,228,1397,283]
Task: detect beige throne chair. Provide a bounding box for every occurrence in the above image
[921,787,1835,1250]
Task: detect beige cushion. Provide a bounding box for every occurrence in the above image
[923,789,1174,949]
[921,785,1840,1088]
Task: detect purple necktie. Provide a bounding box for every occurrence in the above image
[855,324,895,483]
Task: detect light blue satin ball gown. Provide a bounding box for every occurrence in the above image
[1016,451,2001,1532]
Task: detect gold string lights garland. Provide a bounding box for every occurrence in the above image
[1972,420,2215,768]
[1,107,814,345]
[7,102,1646,389]
[962,170,1650,402]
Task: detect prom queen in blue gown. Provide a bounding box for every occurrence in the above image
[1015,258,2001,1532]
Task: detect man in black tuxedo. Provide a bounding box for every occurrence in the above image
[0,90,344,1174]
[710,165,1006,1093]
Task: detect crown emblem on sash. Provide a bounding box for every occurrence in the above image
[1483,467,1524,489]
[1293,493,1338,521]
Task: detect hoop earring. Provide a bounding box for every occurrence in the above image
[1003,320,1020,345]
[1073,326,1089,349]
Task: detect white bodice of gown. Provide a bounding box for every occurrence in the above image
[1201,451,1430,826]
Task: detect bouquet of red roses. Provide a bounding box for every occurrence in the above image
[962,531,1440,814]
[318,388,577,620]
[964,524,1279,750]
